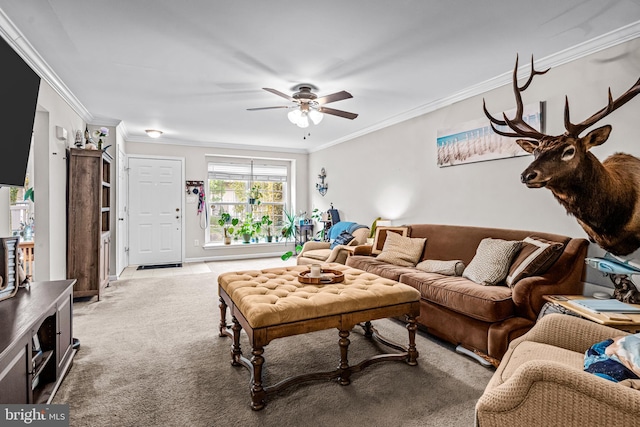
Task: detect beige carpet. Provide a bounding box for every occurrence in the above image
[54,258,494,426]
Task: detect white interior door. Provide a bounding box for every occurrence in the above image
[128,156,183,266]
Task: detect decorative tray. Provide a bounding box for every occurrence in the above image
[298,269,345,284]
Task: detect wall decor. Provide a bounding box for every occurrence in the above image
[484,55,640,256]
[437,102,543,167]
[316,167,328,196]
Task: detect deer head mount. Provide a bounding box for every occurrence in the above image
[484,55,640,255]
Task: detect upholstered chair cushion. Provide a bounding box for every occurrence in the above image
[375,231,426,267]
[463,238,521,286]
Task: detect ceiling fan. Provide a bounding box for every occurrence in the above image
[247,84,358,128]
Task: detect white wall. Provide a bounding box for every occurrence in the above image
[310,38,640,288]
[125,141,309,261]
[34,81,85,280]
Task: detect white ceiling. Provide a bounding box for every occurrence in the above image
[0,1,639,153]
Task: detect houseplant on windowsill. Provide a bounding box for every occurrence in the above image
[217,212,238,245]
[261,215,274,242]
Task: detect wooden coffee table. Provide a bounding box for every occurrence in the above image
[218,264,421,410]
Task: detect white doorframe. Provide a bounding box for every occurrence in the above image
[116,146,128,276]
[127,154,185,266]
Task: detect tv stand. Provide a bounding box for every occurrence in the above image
[0,280,76,403]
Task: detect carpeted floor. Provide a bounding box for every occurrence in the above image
[54,259,494,426]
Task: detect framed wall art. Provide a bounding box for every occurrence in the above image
[437,102,544,167]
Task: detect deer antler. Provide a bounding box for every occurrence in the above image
[483,55,549,139]
[564,76,640,136]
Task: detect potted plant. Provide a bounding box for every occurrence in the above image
[261,215,274,242]
[248,185,262,205]
[237,214,255,243]
[217,212,238,245]
[280,208,302,260]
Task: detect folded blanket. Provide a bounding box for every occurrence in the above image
[585,334,640,382]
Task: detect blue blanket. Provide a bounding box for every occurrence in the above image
[328,222,367,240]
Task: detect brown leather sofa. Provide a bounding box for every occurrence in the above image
[346,224,589,364]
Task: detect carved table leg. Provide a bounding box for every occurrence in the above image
[219,297,228,337]
[338,329,351,385]
[231,316,242,367]
[406,315,418,366]
[250,346,266,410]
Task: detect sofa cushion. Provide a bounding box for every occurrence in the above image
[346,256,418,281]
[506,236,564,287]
[399,272,515,322]
[462,238,522,286]
[416,259,465,276]
[376,232,426,267]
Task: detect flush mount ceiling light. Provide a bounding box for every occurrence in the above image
[247,84,358,128]
[145,129,163,138]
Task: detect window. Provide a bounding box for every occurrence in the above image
[207,157,290,244]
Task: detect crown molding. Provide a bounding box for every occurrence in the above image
[312,20,640,153]
[125,134,308,154]
[0,9,93,123]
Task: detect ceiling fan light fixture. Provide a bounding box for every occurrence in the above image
[145,129,163,138]
[287,109,302,124]
[308,109,324,125]
[297,112,310,128]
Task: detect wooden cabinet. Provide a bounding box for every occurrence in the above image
[67,148,111,299]
[0,280,76,404]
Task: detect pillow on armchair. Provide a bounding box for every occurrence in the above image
[330,231,354,249]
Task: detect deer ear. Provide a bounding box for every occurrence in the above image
[583,125,612,149]
[516,139,538,153]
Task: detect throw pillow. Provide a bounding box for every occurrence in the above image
[330,230,354,249]
[462,238,522,286]
[506,236,564,287]
[375,231,426,267]
[416,259,465,276]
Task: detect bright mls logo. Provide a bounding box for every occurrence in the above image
[1,405,68,426]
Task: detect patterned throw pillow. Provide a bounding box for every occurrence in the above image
[415,259,465,276]
[375,231,426,267]
[506,236,564,287]
[330,231,354,249]
[462,238,522,286]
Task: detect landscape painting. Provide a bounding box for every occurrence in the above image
[437,102,543,167]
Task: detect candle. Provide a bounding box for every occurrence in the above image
[310,264,322,278]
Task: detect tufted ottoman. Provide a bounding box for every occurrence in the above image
[218,263,421,410]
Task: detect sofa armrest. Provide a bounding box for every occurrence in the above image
[352,245,373,256]
[511,237,589,320]
[476,359,640,426]
[509,313,627,354]
[298,241,330,256]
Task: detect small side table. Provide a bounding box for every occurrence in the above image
[296,224,314,247]
[542,295,640,333]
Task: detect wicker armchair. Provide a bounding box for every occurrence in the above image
[476,313,640,426]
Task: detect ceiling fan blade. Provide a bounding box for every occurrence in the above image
[315,90,353,105]
[319,106,358,120]
[263,88,295,102]
[247,106,290,111]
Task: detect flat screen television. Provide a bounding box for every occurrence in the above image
[0,36,40,187]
